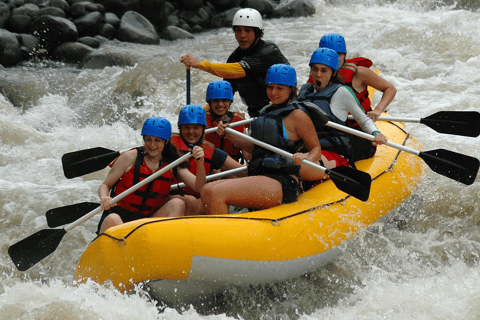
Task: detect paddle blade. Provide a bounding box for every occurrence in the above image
[62,147,119,179]
[327,166,372,201]
[46,202,99,228]
[422,111,480,137]
[419,149,480,185]
[8,229,67,271]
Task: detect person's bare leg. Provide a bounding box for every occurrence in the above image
[99,213,123,233]
[201,176,283,215]
[153,197,186,217]
[299,155,335,181]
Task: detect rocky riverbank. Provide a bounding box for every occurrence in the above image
[0,0,315,68]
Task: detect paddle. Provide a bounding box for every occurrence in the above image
[46,166,248,228]
[225,128,372,202]
[62,147,132,179]
[61,120,253,179]
[326,121,480,185]
[347,111,480,137]
[8,152,193,272]
[186,68,191,104]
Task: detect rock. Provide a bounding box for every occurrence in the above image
[0,2,10,29]
[244,0,274,16]
[7,14,31,33]
[73,11,103,37]
[31,7,67,20]
[29,15,78,51]
[16,33,41,59]
[104,12,119,27]
[99,23,116,39]
[208,0,241,10]
[116,11,159,45]
[80,50,115,68]
[70,1,99,17]
[78,36,100,48]
[180,7,210,28]
[272,0,315,18]
[11,3,39,17]
[160,25,194,40]
[179,0,203,11]
[210,7,239,28]
[49,0,70,14]
[53,41,94,63]
[0,29,23,67]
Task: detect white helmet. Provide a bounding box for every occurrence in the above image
[232,8,263,30]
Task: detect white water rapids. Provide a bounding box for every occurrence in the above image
[1,0,480,319]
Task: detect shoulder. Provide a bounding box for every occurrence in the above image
[112,149,137,170]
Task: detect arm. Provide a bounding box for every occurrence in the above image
[354,66,396,121]
[331,87,388,145]
[285,109,322,165]
[98,149,136,210]
[180,53,246,79]
[218,121,255,153]
[177,146,206,192]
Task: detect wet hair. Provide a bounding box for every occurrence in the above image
[232,26,264,39]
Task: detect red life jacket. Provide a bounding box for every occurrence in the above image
[338,57,373,116]
[170,133,215,197]
[204,110,248,162]
[114,148,174,216]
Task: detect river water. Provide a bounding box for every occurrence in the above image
[1,0,480,319]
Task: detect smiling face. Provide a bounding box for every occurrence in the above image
[266,83,292,106]
[310,63,335,91]
[209,98,232,118]
[180,123,204,145]
[234,26,257,50]
[143,135,166,157]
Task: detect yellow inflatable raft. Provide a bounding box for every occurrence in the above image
[74,118,424,303]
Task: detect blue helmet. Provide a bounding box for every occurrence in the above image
[309,48,340,71]
[265,64,297,86]
[178,104,207,126]
[141,117,171,140]
[206,80,234,102]
[319,33,347,54]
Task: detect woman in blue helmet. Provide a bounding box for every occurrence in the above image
[97,117,206,233]
[204,80,251,162]
[298,48,388,168]
[318,33,396,122]
[201,64,323,215]
[170,105,245,215]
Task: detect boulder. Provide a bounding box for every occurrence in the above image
[70,1,99,17]
[11,3,39,17]
[244,0,274,16]
[179,0,203,11]
[272,0,315,18]
[99,23,116,39]
[80,50,115,69]
[160,25,194,40]
[208,0,241,10]
[210,7,239,28]
[31,7,67,19]
[0,2,10,29]
[0,29,23,67]
[49,0,70,14]
[7,14,32,33]
[104,12,119,27]
[78,36,101,48]
[29,15,78,51]
[53,41,94,63]
[73,11,103,37]
[116,11,159,45]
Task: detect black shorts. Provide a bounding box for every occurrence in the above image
[96,206,148,235]
[263,173,300,204]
